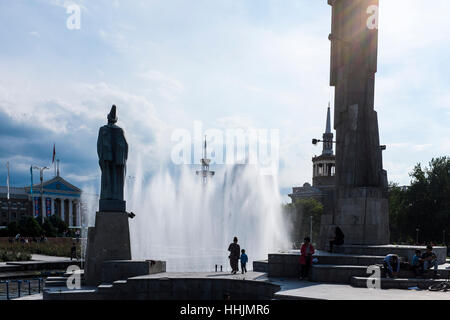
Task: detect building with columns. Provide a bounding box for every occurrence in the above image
[0,174,87,228]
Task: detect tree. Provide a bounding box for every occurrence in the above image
[7,221,19,237]
[48,215,69,236]
[18,216,42,237]
[388,156,450,245]
[284,198,323,246]
[41,218,58,237]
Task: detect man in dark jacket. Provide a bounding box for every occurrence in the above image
[228,237,240,274]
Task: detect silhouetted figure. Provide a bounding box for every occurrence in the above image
[228,237,240,274]
[329,226,345,253]
[70,242,77,261]
[97,105,128,211]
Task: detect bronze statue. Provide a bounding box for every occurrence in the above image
[97,105,128,211]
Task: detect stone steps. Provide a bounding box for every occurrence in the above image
[268,253,387,278]
[333,245,447,264]
[253,260,268,273]
[44,274,86,288]
[351,276,448,289]
[310,265,368,283]
[311,264,450,284]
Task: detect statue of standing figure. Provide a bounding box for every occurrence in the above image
[97,105,128,211]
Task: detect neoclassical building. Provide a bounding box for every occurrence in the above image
[0,173,88,228]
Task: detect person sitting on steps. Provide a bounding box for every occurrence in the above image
[421,245,440,279]
[383,254,400,278]
[329,226,344,253]
[411,249,423,278]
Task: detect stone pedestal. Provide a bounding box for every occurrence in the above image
[101,260,166,284]
[319,187,390,248]
[85,211,131,286]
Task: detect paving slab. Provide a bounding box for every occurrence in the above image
[272,278,450,300]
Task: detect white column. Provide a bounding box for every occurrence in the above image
[61,199,65,222]
[50,197,55,216]
[69,199,73,227]
[76,201,81,227]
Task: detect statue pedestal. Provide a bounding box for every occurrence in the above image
[319,187,390,248]
[85,211,131,286]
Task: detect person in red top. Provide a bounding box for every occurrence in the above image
[299,237,315,280]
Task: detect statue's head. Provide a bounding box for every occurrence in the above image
[107,105,118,124]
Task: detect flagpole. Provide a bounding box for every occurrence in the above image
[30,166,34,218]
[6,162,10,223]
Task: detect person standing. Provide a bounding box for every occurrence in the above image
[299,237,315,280]
[228,237,240,274]
[70,242,77,261]
[240,249,248,274]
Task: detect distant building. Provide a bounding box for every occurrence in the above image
[0,172,90,228]
[289,106,336,204]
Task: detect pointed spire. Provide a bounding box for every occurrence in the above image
[326,102,331,134]
[322,104,334,156]
[204,135,207,159]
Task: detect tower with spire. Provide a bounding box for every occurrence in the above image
[288,105,336,203]
[312,105,336,189]
[196,136,215,184]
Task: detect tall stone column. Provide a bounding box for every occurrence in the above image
[51,197,55,216]
[76,201,81,226]
[69,199,73,227]
[61,199,65,222]
[319,0,389,247]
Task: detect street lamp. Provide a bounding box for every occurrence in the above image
[416,228,420,245]
[33,166,50,224]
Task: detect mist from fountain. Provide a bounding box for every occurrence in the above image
[122,161,290,272]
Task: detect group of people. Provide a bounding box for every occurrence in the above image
[298,227,442,281]
[227,237,248,274]
[384,245,440,278]
[9,234,48,244]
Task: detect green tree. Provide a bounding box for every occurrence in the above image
[7,221,19,237]
[388,156,450,245]
[48,215,69,236]
[41,218,58,237]
[285,198,323,246]
[18,216,42,237]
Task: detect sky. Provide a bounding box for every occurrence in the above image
[0,0,449,202]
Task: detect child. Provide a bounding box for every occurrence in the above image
[411,249,423,277]
[240,249,248,274]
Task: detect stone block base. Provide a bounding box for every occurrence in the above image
[319,187,390,247]
[101,260,166,284]
[85,211,131,286]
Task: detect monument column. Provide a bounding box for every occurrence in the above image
[319,0,389,246]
